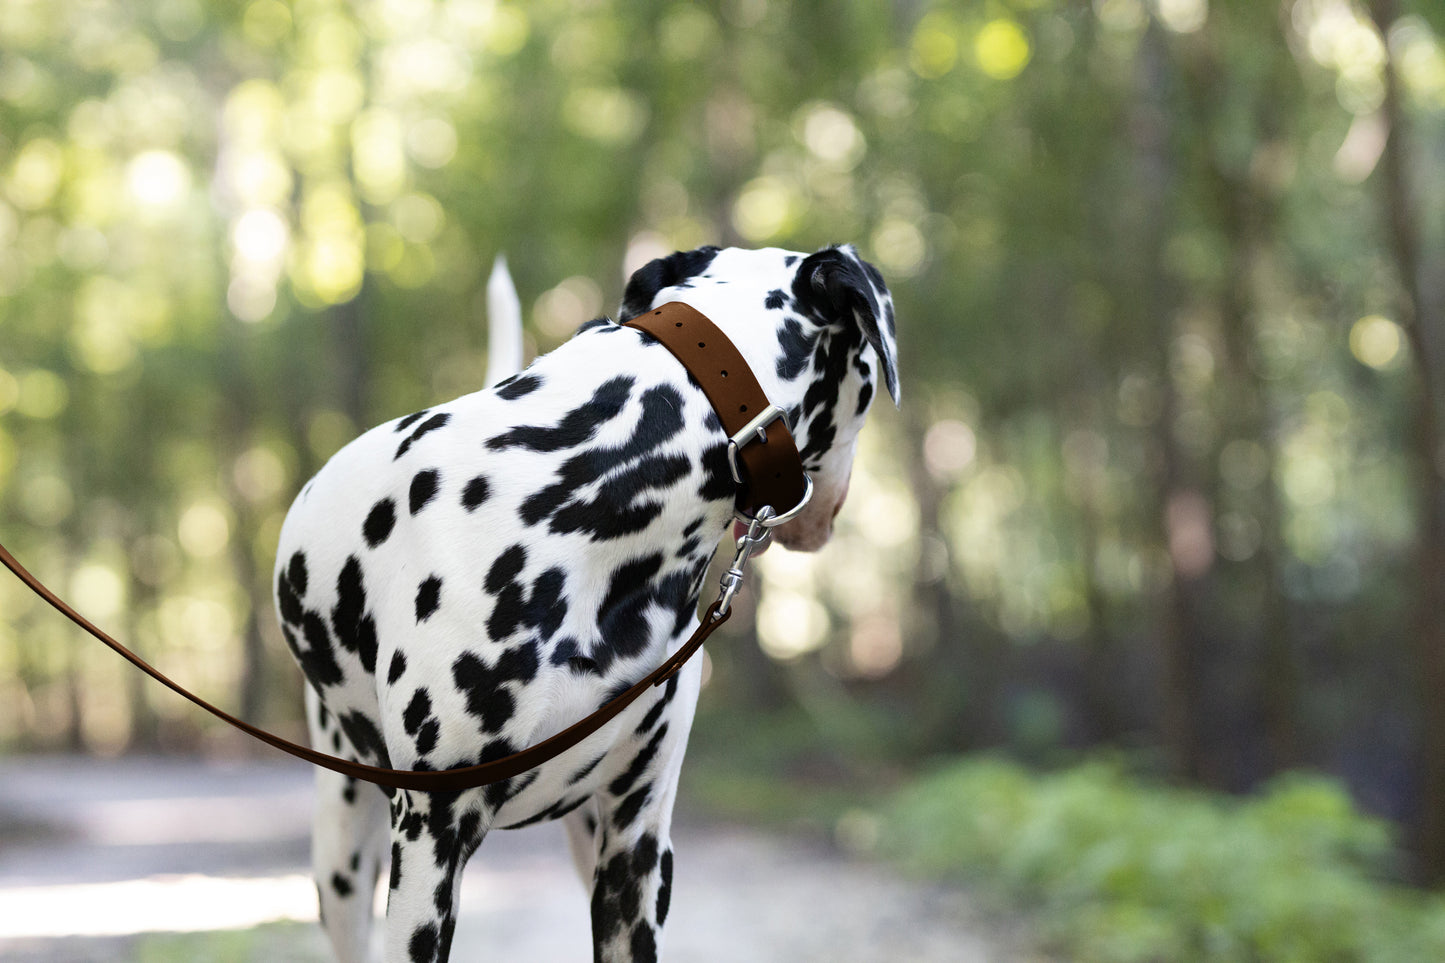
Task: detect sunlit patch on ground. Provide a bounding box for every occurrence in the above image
[0,873,319,939]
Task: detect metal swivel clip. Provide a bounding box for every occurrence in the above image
[713,506,776,620]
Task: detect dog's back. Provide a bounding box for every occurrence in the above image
[273,321,722,801]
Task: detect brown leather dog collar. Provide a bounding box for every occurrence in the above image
[624,301,810,520]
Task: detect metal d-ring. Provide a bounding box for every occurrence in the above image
[734,472,814,529]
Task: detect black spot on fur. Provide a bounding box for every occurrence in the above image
[596,553,664,666]
[484,548,567,641]
[698,441,734,502]
[570,754,606,784]
[395,411,451,460]
[287,551,308,597]
[545,457,688,540]
[363,498,396,547]
[452,647,539,732]
[495,373,542,400]
[415,575,442,622]
[330,871,353,898]
[461,474,490,511]
[609,724,669,797]
[409,469,439,515]
[414,720,438,755]
[633,832,660,874]
[775,317,817,380]
[276,567,304,626]
[613,782,652,830]
[591,851,637,942]
[658,849,673,924]
[487,376,633,453]
[285,611,344,688]
[575,316,614,335]
[395,410,428,433]
[403,689,431,734]
[795,323,864,468]
[631,922,659,963]
[765,288,787,310]
[486,545,526,594]
[388,650,407,684]
[390,841,402,889]
[635,678,677,734]
[619,246,721,320]
[498,793,590,829]
[856,380,874,416]
[408,922,437,963]
[527,568,567,640]
[332,556,379,673]
[338,710,391,768]
[519,383,688,539]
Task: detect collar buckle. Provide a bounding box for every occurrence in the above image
[726,404,788,484]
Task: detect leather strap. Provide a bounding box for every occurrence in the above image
[0,302,803,793]
[625,302,808,517]
[0,538,729,792]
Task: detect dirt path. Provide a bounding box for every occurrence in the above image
[0,756,1037,962]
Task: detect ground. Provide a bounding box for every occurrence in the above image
[0,754,1040,962]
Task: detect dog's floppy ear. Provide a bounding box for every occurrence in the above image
[619,246,722,321]
[793,245,900,405]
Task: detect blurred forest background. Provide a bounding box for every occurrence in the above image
[4,0,1445,951]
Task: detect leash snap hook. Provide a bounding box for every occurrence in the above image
[714,507,774,619]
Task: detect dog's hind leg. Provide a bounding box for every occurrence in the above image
[308,688,390,963]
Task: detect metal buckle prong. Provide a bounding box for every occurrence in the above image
[726,404,788,485]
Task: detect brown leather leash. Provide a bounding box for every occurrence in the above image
[0,302,810,793]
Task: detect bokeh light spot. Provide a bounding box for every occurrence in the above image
[1349,314,1402,369]
[975,19,1031,80]
[126,150,190,208]
[910,13,959,79]
[178,501,232,558]
[732,177,798,242]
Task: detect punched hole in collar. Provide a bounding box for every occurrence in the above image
[740,404,748,413]
[697,341,706,348]
[720,369,728,377]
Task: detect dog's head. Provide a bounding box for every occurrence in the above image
[619,244,899,552]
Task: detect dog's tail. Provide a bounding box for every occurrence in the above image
[485,253,524,387]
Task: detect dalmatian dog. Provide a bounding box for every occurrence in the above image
[271,243,899,963]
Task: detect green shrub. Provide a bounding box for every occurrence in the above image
[886,757,1445,962]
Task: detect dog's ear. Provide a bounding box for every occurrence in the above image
[793,245,900,405]
[619,246,722,321]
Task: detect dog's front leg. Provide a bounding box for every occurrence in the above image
[588,704,691,962]
[384,790,483,963]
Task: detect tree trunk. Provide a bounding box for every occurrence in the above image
[1132,21,1210,782]
[1371,0,1445,883]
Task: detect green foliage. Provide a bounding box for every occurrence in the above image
[134,922,325,962]
[886,758,1445,962]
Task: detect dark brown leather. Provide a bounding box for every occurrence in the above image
[0,301,804,792]
[625,302,809,517]
[0,537,729,792]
